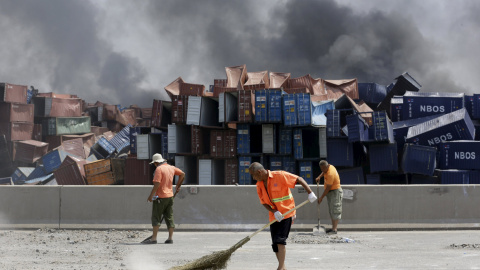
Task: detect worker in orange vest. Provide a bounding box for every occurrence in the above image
[249,162,317,270]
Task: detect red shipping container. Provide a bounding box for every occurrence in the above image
[14,140,49,163]
[62,138,86,159]
[103,105,118,121]
[224,130,237,158]
[284,87,309,94]
[45,135,63,151]
[180,82,205,96]
[86,171,115,185]
[0,83,28,104]
[36,92,76,98]
[49,98,83,117]
[191,126,204,155]
[269,72,290,88]
[210,130,236,158]
[54,157,87,185]
[116,109,137,127]
[287,74,314,93]
[129,105,142,119]
[107,121,123,133]
[225,158,238,185]
[151,99,172,128]
[171,95,189,124]
[213,86,236,98]
[214,79,227,87]
[124,157,154,185]
[237,90,254,123]
[141,108,152,119]
[0,102,34,122]
[0,122,33,141]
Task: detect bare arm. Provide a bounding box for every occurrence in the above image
[175,172,186,196]
[147,182,160,202]
[262,204,277,213]
[315,172,324,183]
[296,177,313,194]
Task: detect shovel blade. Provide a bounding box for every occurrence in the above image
[313,225,326,235]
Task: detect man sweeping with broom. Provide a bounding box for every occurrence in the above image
[249,162,317,270]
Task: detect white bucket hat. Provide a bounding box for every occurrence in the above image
[150,153,166,164]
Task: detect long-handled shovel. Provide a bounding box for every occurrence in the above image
[312,181,326,235]
[169,199,311,270]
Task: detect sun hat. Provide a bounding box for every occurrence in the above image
[150,153,166,164]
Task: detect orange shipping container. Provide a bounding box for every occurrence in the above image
[84,159,111,177]
[86,171,115,185]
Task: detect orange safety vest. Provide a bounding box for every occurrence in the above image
[256,170,297,222]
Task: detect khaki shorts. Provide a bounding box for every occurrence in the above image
[326,188,343,220]
[152,197,175,228]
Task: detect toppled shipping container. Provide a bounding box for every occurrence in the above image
[38,116,91,136]
[401,144,436,176]
[13,140,49,163]
[402,92,464,120]
[369,143,398,173]
[186,96,221,127]
[377,72,421,115]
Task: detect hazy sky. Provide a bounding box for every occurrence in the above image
[0,0,478,107]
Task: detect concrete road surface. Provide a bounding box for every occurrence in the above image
[1,229,479,269]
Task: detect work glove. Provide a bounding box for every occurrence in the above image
[274,211,284,222]
[308,192,318,203]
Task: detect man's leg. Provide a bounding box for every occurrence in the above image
[332,219,339,232]
[164,197,175,242]
[152,225,160,241]
[275,244,286,270]
[167,227,174,241]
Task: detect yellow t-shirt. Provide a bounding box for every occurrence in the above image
[324,165,341,190]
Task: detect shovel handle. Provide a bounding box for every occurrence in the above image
[248,199,310,239]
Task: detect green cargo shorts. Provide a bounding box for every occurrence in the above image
[326,188,343,220]
[152,197,175,228]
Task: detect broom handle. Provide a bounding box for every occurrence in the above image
[248,199,310,239]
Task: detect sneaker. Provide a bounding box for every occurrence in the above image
[326,229,337,234]
[165,239,173,244]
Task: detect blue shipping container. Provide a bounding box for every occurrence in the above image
[268,90,283,122]
[282,156,296,174]
[402,144,437,176]
[299,161,314,184]
[358,83,387,106]
[296,93,312,126]
[326,110,344,137]
[42,149,69,174]
[26,165,46,180]
[0,177,13,185]
[293,129,302,159]
[254,90,268,122]
[406,108,474,146]
[283,94,297,126]
[269,156,283,171]
[311,100,335,126]
[238,156,252,185]
[369,143,398,173]
[472,94,480,119]
[278,128,292,155]
[110,124,132,152]
[346,114,369,143]
[338,167,364,184]
[10,167,35,183]
[369,111,394,143]
[437,141,480,170]
[365,174,381,185]
[402,92,464,120]
[327,138,354,167]
[393,115,440,154]
[129,126,150,154]
[390,96,403,122]
[237,124,250,154]
[435,169,470,184]
[464,95,475,119]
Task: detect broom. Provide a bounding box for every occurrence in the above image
[169,199,310,270]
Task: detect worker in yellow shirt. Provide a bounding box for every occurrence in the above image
[315,160,343,234]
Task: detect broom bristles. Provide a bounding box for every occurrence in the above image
[169,236,251,270]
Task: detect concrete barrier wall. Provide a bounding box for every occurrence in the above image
[1,185,480,230]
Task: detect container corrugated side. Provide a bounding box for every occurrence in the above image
[365,174,381,185]
[54,159,87,185]
[369,111,394,143]
[0,83,28,104]
[437,141,480,170]
[62,138,86,159]
[283,94,297,126]
[109,124,132,152]
[346,114,369,143]
[293,129,303,159]
[406,108,474,146]
[338,167,364,184]
[392,114,440,154]
[327,138,354,167]
[14,140,48,163]
[390,96,403,122]
[124,158,153,185]
[369,143,398,173]
[0,177,13,185]
[0,122,33,141]
[225,158,238,185]
[402,92,464,120]
[171,95,189,124]
[238,156,252,185]
[299,161,313,184]
[198,159,213,185]
[254,90,268,122]
[262,124,276,154]
[358,83,387,106]
[282,156,296,174]
[237,124,250,154]
[401,144,436,176]
[296,93,312,126]
[26,165,46,180]
[86,171,114,185]
[268,90,283,122]
[0,102,34,122]
[42,148,69,174]
[326,110,343,137]
[237,90,253,123]
[319,127,327,158]
[434,169,470,184]
[269,156,283,171]
[84,159,111,178]
[278,128,292,155]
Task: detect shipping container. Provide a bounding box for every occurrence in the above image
[186,96,221,127]
[61,138,86,159]
[225,158,238,185]
[377,72,421,114]
[262,124,276,154]
[84,159,111,178]
[91,137,115,159]
[124,158,154,185]
[365,174,381,185]
[86,171,114,185]
[26,165,46,180]
[254,89,283,123]
[283,94,297,126]
[278,127,292,155]
[136,133,168,160]
[237,124,263,154]
[141,108,152,119]
[180,82,205,96]
[358,83,387,108]
[0,102,34,122]
[392,115,440,154]
[24,173,55,185]
[151,99,172,128]
[402,144,437,176]
[213,86,237,97]
[38,116,91,136]
[0,122,33,141]
[168,125,191,154]
[41,148,70,174]
[0,83,28,104]
[437,141,480,170]
[198,159,231,185]
[311,100,335,126]
[293,128,325,159]
[0,177,13,185]
[282,156,296,174]
[13,140,49,163]
[327,138,354,167]
[109,124,132,154]
[129,126,150,154]
[210,130,236,158]
[238,156,252,185]
[464,95,475,119]
[410,174,440,185]
[110,158,125,185]
[0,135,14,177]
[10,167,35,183]
[171,95,189,124]
[346,114,369,143]
[102,105,118,121]
[254,90,268,122]
[338,167,364,184]
[406,108,474,146]
[326,110,349,138]
[473,94,480,119]
[32,124,42,141]
[402,92,464,120]
[32,97,82,117]
[434,169,471,184]
[390,96,403,122]
[219,92,238,123]
[297,93,312,126]
[54,158,87,185]
[174,156,197,185]
[369,143,398,173]
[269,156,283,171]
[368,111,394,143]
[237,90,254,122]
[299,161,314,184]
[85,106,103,123]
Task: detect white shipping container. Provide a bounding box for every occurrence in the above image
[186,96,202,125]
[199,159,213,185]
[262,124,276,153]
[136,134,149,160]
